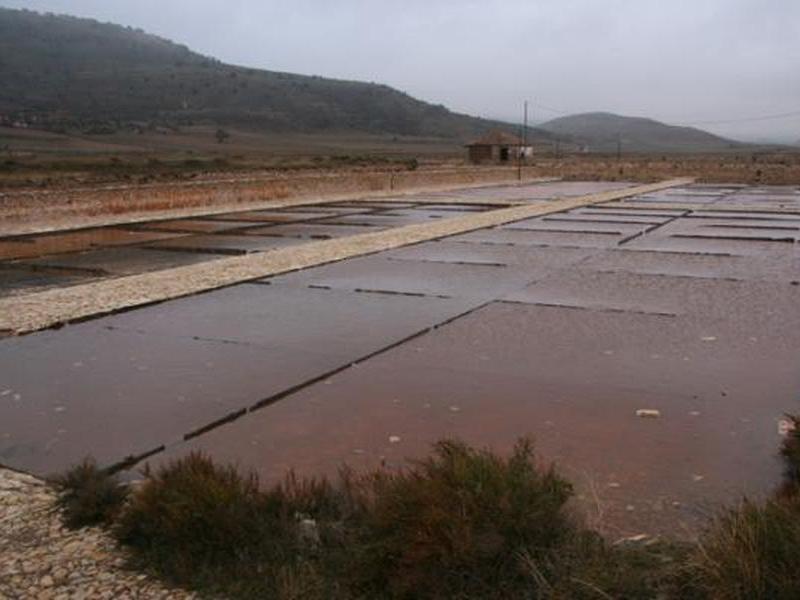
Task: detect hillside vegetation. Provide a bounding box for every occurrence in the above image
[540,111,741,153]
[0,8,550,141]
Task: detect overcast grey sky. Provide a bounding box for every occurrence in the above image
[3,0,799,142]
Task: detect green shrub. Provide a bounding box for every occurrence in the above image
[53,458,127,528]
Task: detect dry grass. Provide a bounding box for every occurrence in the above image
[684,414,800,599]
[529,152,800,185]
[689,496,800,600]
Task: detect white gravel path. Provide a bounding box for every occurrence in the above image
[0,468,195,600]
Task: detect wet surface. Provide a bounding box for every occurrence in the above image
[143,234,309,255]
[0,229,185,261]
[126,219,262,234]
[0,195,499,292]
[452,227,625,248]
[2,182,799,537]
[241,222,387,240]
[206,209,344,223]
[0,264,98,298]
[16,247,224,277]
[262,254,540,300]
[0,324,342,474]
[148,301,799,537]
[0,285,478,473]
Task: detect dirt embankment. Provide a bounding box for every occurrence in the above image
[0,167,547,232]
[529,153,800,185]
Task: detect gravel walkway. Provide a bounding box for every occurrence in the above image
[0,178,692,335]
[0,468,194,600]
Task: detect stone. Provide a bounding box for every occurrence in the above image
[0,467,197,599]
[635,409,661,418]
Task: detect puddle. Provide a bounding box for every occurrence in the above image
[243,223,387,239]
[207,210,341,223]
[17,247,224,276]
[0,229,184,261]
[0,265,97,298]
[145,234,307,254]
[128,219,260,234]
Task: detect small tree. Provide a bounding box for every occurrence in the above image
[215,128,230,144]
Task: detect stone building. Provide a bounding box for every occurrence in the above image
[466,130,533,164]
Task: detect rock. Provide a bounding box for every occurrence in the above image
[388,435,401,444]
[635,409,661,418]
[614,533,649,545]
[0,467,197,599]
[298,518,320,546]
[778,419,797,436]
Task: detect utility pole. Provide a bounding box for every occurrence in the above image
[523,100,528,147]
[518,100,528,182]
[616,133,622,161]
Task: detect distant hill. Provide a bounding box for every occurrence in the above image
[0,8,557,143]
[539,112,741,153]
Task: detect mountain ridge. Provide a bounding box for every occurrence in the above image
[539,111,741,152]
[0,7,550,142]
[0,8,748,153]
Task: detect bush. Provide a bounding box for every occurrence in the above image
[115,453,291,594]
[343,438,574,598]
[59,432,800,599]
[690,495,800,600]
[52,458,127,529]
[534,534,689,600]
[108,440,604,598]
[779,414,800,495]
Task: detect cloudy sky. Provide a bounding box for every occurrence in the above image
[3,0,799,142]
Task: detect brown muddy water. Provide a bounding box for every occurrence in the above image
[1,181,798,537]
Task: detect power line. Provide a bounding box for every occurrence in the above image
[679,110,800,126]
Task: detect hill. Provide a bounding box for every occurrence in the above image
[0,8,552,143]
[539,112,740,153]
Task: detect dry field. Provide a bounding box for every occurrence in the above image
[530,152,800,185]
